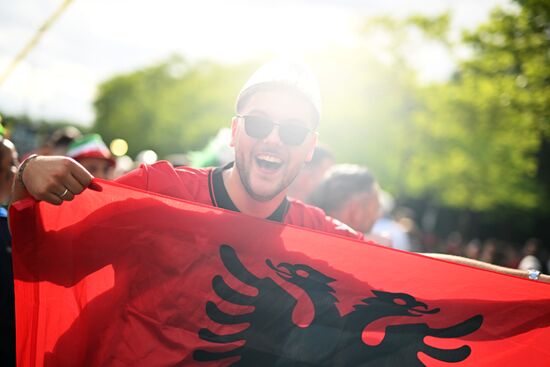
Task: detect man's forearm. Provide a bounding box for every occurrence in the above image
[424,253,550,283]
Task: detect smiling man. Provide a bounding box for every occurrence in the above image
[12,59,364,240]
[226,82,320,217]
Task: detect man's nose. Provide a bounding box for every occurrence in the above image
[261,124,283,145]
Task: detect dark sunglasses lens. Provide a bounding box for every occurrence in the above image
[244,116,274,139]
[279,125,310,146]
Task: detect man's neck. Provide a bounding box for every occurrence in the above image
[222,166,287,219]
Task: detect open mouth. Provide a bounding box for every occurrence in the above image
[255,154,283,171]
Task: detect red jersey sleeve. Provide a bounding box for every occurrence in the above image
[115,161,212,203]
[115,163,150,190]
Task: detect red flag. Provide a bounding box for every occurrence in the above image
[10,180,550,366]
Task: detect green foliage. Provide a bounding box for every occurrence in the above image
[408,76,540,209]
[441,0,550,209]
[407,13,452,45]
[338,1,549,210]
[309,49,420,197]
[93,56,254,158]
[462,1,550,138]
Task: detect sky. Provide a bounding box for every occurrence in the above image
[0,0,511,125]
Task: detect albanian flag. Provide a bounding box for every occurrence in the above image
[9,180,550,367]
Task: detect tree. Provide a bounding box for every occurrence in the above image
[94,56,254,158]
[345,3,549,211]
[461,0,550,204]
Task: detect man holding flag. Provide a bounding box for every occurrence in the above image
[9,59,550,366]
[13,59,364,239]
[12,59,548,281]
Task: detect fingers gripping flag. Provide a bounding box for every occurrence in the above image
[9,180,550,366]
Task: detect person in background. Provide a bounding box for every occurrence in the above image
[0,136,19,366]
[371,190,412,251]
[309,164,390,245]
[0,138,18,204]
[518,238,545,272]
[40,126,82,157]
[66,134,116,180]
[463,238,482,260]
[479,238,510,266]
[443,231,464,256]
[19,125,82,162]
[287,145,334,203]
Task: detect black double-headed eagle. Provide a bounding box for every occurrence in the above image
[193,245,483,366]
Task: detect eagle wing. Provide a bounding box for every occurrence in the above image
[193,245,299,365]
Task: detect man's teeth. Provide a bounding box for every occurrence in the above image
[256,154,283,170]
[257,154,282,164]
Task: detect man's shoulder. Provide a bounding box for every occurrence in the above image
[287,198,325,216]
[117,161,213,202]
[148,161,211,176]
[286,198,363,240]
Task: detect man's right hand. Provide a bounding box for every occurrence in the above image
[12,155,94,205]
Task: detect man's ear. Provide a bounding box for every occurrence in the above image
[230,116,239,147]
[305,133,318,162]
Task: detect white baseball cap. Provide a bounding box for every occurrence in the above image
[236,58,322,123]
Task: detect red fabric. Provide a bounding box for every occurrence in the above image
[74,151,116,167]
[10,180,550,367]
[116,161,363,240]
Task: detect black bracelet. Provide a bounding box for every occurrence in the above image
[17,154,38,190]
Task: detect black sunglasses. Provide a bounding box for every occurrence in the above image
[237,115,313,146]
